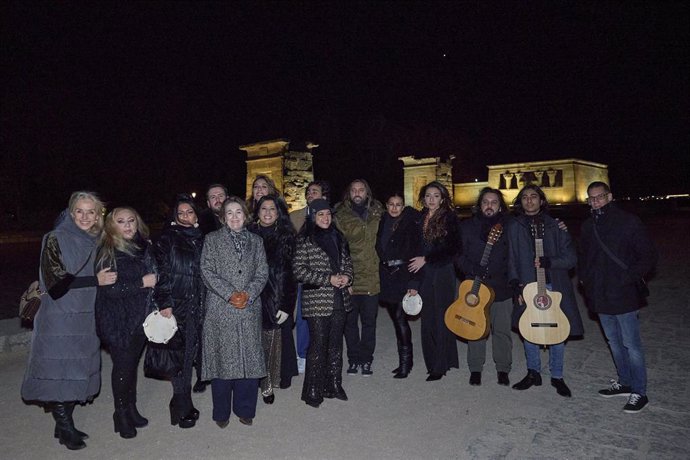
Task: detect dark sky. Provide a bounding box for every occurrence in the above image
[2,1,688,222]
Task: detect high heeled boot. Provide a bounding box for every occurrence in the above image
[113,397,137,439]
[394,345,413,379]
[51,402,86,450]
[169,394,196,428]
[53,401,88,440]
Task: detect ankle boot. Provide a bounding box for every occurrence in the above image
[113,408,137,439]
[169,394,196,428]
[125,402,148,428]
[512,369,542,390]
[51,402,86,450]
[394,345,413,379]
[53,402,88,440]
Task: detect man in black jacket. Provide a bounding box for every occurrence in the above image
[198,184,227,236]
[458,187,513,386]
[579,181,657,413]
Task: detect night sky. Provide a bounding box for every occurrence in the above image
[2,2,688,224]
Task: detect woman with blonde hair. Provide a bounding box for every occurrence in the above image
[22,191,116,450]
[247,175,280,218]
[95,207,157,439]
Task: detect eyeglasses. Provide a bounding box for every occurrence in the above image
[587,192,609,203]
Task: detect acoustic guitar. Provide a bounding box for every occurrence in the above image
[518,219,570,345]
[445,224,503,341]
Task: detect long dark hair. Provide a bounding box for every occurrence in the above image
[473,187,509,216]
[513,184,549,214]
[254,194,295,235]
[418,181,453,242]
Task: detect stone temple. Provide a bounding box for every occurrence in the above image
[240,139,609,210]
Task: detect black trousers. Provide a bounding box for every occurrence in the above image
[110,332,147,409]
[381,300,412,348]
[172,315,198,395]
[344,294,379,364]
[303,310,345,402]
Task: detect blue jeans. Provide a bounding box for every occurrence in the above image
[211,378,259,422]
[599,310,647,395]
[295,284,310,359]
[524,341,565,379]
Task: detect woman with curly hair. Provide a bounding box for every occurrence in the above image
[408,181,461,381]
[95,207,157,439]
[248,194,298,403]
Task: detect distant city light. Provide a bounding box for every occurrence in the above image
[191,192,197,198]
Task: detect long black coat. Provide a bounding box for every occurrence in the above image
[578,204,657,315]
[154,224,205,328]
[248,222,298,329]
[96,241,156,349]
[375,207,423,303]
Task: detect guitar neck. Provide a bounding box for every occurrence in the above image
[535,238,546,295]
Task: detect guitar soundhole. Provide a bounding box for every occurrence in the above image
[533,294,552,310]
[465,293,479,307]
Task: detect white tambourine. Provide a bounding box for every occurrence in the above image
[402,293,423,315]
[143,310,178,344]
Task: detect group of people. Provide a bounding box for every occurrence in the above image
[20,176,657,451]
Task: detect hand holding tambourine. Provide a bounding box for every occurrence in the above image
[229,291,249,309]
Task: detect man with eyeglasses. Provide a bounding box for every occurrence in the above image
[579,181,657,413]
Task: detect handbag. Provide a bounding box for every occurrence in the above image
[19,281,44,321]
[592,225,649,298]
[18,250,93,321]
[143,313,184,380]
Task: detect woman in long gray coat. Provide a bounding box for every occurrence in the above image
[201,196,268,428]
[21,191,116,451]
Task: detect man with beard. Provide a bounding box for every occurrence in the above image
[198,184,228,236]
[192,183,227,393]
[334,179,383,376]
[458,187,513,386]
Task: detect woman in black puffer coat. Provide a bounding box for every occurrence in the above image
[154,194,205,429]
[95,207,157,439]
[248,195,298,403]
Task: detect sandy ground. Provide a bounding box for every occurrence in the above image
[1,214,689,459]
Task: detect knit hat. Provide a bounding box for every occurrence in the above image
[309,198,331,215]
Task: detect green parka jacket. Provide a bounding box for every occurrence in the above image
[334,198,383,295]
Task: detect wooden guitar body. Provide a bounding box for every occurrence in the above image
[445,279,494,341]
[518,281,570,345]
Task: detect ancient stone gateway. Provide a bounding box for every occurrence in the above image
[239,139,318,212]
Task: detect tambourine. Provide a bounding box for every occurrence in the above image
[402,293,423,315]
[143,310,178,344]
[403,293,422,316]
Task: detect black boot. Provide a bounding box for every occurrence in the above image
[53,402,88,440]
[113,395,137,439]
[51,402,86,450]
[512,370,542,390]
[169,394,196,428]
[125,402,148,428]
[394,345,413,379]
